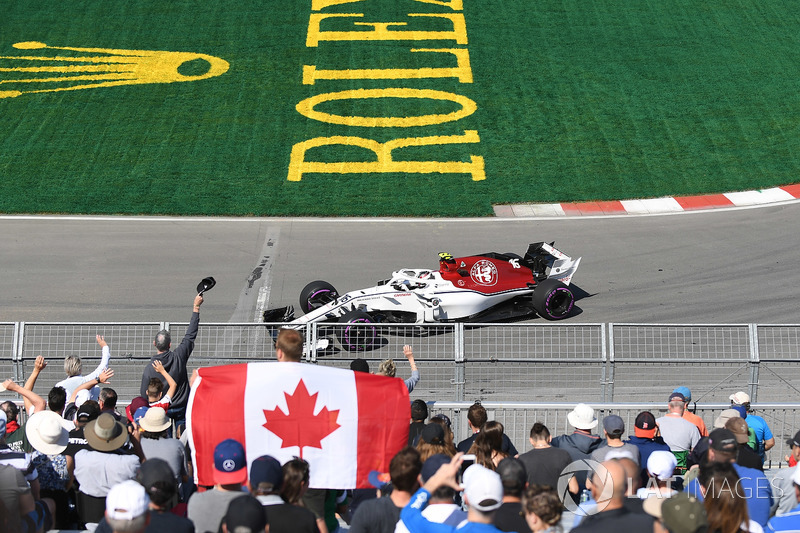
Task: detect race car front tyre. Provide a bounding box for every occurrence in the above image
[337,310,377,352]
[299,280,339,314]
[532,279,575,320]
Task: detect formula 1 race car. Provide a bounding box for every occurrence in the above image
[263,242,581,351]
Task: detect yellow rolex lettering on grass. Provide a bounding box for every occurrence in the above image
[288,130,485,182]
[296,88,477,127]
[306,13,467,47]
[0,41,229,99]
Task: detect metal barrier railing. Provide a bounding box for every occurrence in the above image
[2,321,799,464]
[430,402,800,467]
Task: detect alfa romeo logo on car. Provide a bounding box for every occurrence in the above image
[470,260,497,286]
[556,459,611,516]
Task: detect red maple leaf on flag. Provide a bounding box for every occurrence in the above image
[262,379,341,459]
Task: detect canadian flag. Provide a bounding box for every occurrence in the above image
[187,362,410,489]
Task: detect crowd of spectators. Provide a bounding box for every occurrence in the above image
[0,294,796,533]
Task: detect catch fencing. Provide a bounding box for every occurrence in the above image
[2,321,800,463]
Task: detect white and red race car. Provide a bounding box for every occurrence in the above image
[264,242,581,350]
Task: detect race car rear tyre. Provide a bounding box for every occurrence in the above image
[337,310,377,352]
[532,279,575,320]
[299,280,339,314]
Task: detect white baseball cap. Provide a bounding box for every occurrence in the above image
[730,391,750,405]
[647,451,677,480]
[106,480,150,520]
[462,464,503,512]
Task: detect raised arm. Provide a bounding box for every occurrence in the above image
[403,345,420,393]
[4,379,45,414]
[69,367,114,403]
[84,335,111,382]
[22,356,47,413]
[175,295,203,362]
[153,360,177,400]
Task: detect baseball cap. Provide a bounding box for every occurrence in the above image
[250,455,283,490]
[673,387,692,401]
[431,413,452,428]
[421,454,451,482]
[713,409,741,429]
[76,401,101,424]
[708,428,737,453]
[137,458,176,494]
[635,411,658,438]
[786,430,800,449]
[644,493,707,533]
[106,480,150,521]
[213,439,248,485]
[222,495,267,533]
[602,414,625,437]
[462,464,503,512]
[669,392,686,403]
[730,391,750,405]
[647,451,677,480]
[133,406,149,425]
[368,470,391,489]
[724,417,749,444]
[420,423,445,445]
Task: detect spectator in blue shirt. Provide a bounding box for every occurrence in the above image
[730,391,775,463]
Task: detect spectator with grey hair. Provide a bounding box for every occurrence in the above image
[376,345,420,393]
[656,392,701,475]
[140,294,203,430]
[56,335,112,402]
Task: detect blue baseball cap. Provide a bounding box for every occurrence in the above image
[673,387,692,401]
[368,470,391,489]
[421,454,451,482]
[133,406,149,424]
[214,439,247,485]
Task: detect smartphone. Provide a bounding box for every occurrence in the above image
[458,454,476,485]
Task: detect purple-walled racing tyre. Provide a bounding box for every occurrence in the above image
[532,278,575,320]
[337,310,377,352]
[299,280,338,314]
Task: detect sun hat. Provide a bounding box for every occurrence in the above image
[567,403,598,430]
[106,480,150,521]
[462,464,503,512]
[138,406,171,433]
[713,409,741,429]
[85,412,128,452]
[25,410,71,455]
[647,451,677,480]
[213,439,248,485]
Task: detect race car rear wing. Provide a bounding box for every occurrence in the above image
[525,242,581,285]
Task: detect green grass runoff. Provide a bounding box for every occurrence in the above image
[1,1,799,216]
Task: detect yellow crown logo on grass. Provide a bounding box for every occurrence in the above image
[0,41,229,99]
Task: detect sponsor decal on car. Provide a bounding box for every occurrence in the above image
[470,259,498,286]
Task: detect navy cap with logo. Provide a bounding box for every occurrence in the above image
[214,438,248,485]
[708,428,738,453]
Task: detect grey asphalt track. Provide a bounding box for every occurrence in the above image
[1,203,799,324]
